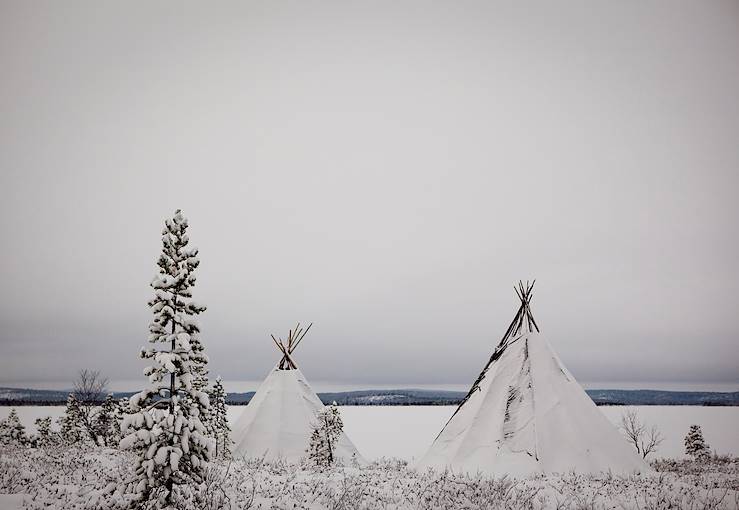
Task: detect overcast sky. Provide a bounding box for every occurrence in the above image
[1,1,738,391]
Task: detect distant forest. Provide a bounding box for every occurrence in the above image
[1,387,738,406]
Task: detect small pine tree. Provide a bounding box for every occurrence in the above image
[208,377,231,458]
[118,209,214,507]
[684,424,710,460]
[58,394,84,444]
[33,416,54,447]
[0,409,28,446]
[307,403,343,467]
[93,394,120,446]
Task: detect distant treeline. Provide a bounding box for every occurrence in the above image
[2,387,738,406]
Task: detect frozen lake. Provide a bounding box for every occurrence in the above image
[338,405,739,461]
[3,405,737,462]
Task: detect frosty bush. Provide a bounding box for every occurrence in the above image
[6,446,737,510]
[118,209,214,507]
[685,424,711,461]
[32,416,55,447]
[308,403,343,467]
[652,454,739,490]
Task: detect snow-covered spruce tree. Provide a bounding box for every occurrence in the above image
[58,393,84,444]
[207,377,231,458]
[684,424,710,461]
[33,416,55,447]
[307,403,343,467]
[93,394,121,446]
[0,408,28,446]
[118,209,214,507]
[0,413,9,445]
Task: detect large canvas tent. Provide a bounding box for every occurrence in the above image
[232,323,364,463]
[416,282,649,476]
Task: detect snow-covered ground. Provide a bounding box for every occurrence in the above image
[1,445,738,510]
[3,405,738,461]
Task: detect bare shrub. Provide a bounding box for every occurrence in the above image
[620,408,665,459]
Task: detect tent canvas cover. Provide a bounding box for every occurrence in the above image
[416,282,649,476]
[232,324,363,463]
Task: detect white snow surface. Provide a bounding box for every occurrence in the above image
[415,328,650,476]
[230,365,364,463]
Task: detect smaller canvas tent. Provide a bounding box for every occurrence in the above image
[232,323,364,463]
[416,282,649,476]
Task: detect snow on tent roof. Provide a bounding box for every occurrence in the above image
[415,281,650,476]
[232,323,364,463]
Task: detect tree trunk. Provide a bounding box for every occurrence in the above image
[167,288,178,504]
[169,286,179,415]
[325,416,333,465]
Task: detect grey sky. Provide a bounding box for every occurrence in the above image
[1,1,738,390]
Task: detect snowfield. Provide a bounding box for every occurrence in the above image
[3,405,738,461]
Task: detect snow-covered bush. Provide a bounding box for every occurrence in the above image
[118,209,214,507]
[31,416,55,447]
[307,403,343,467]
[653,454,739,490]
[4,447,736,510]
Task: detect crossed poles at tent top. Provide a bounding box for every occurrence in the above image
[436,280,540,433]
[508,280,540,339]
[271,322,313,370]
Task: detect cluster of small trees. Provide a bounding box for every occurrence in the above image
[0,372,128,448]
[58,390,125,446]
[0,410,62,448]
[53,370,121,446]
